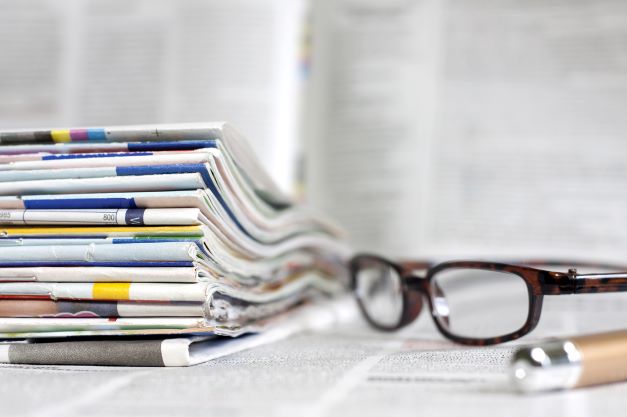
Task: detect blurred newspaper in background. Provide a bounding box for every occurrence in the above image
[2,0,627,260]
[306,0,627,261]
[0,0,307,193]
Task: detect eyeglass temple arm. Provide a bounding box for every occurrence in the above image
[518,259,627,270]
[542,269,627,294]
[573,271,627,294]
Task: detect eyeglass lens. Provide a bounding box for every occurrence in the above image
[432,268,530,338]
[354,259,404,328]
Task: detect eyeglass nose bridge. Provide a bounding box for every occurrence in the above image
[402,275,451,327]
[404,275,428,292]
[400,275,429,326]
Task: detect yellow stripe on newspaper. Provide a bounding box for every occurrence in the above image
[50,129,72,143]
[0,225,202,236]
[92,283,131,300]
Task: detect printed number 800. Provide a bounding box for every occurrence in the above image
[103,213,116,222]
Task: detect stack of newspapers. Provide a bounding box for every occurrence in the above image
[0,123,349,366]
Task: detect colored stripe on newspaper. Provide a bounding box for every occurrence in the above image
[0,225,203,236]
[0,337,214,366]
[50,128,107,143]
[0,140,216,157]
[23,196,140,209]
[0,261,194,267]
[0,282,209,302]
[42,152,153,160]
[0,299,203,318]
[127,140,216,151]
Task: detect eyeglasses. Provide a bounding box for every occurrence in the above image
[350,254,627,346]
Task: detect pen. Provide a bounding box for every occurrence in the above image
[510,329,627,393]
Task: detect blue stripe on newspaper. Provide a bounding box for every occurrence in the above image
[42,152,152,160]
[24,197,138,209]
[124,209,145,225]
[87,128,107,141]
[0,238,194,243]
[115,164,243,233]
[0,261,194,267]
[127,140,217,151]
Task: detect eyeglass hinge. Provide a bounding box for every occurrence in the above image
[568,268,578,293]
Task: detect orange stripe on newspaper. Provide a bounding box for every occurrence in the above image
[92,283,131,300]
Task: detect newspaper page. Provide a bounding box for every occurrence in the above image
[306,0,627,261]
[0,0,307,193]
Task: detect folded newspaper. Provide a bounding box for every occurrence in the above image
[0,123,350,366]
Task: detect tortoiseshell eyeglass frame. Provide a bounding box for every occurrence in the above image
[350,254,627,346]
